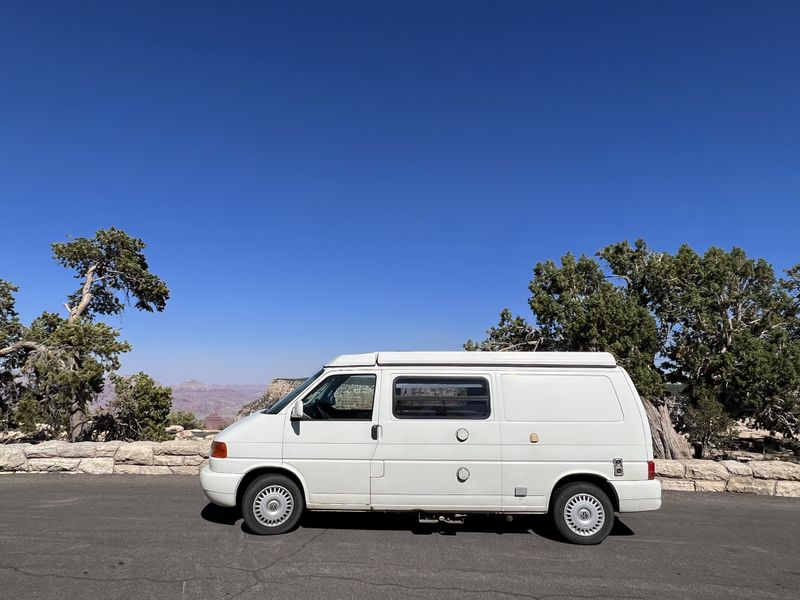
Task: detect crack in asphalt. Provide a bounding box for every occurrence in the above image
[200,531,645,600]
[0,564,220,586]
[221,528,331,600]
[253,572,646,600]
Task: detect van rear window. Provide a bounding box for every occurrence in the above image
[393,377,490,419]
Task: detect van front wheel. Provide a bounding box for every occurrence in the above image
[242,474,304,535]
[551,482,614,545]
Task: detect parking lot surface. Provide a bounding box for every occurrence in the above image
[1,475,798,599]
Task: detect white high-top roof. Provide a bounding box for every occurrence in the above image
[324,351,616,368]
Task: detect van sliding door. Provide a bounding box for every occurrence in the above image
[370,372,502,511]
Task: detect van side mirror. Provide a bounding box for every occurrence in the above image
[290,398,304,420]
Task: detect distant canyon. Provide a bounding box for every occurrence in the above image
[98,379,267,419]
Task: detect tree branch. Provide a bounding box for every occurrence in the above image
[0,340,47,358]
[68,264,97,323]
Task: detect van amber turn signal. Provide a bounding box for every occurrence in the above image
[211,441,227,458]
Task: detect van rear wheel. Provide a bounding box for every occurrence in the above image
[551,482,614,545]
[242,474,304,535]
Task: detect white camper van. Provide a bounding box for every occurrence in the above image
[200,352,661,544]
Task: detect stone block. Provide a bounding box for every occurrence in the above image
[27,458,80,472]
[25,441,65,458]
[694,480,727,492]
[170,465,200,475]
[154,440,202,456]
[153,454,185,466]
[775,481,800,497]
[654,459,686,478]
[181,455,205,466]
[197,442,212,458]
[660,479,695,491]
[719,460,752,477]
[0,445,28,471]
[95,441,124,457]
[58,442,97,458]
[114,443,154,465]
[750,461,800,482]
[76,458,114,474]
[726,476,775,495]
[113,464,142,474]
[139,465,172,475]
[684,460,729,481]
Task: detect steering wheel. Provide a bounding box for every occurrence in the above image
[315,401,335,420]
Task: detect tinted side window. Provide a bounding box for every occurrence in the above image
[393,377,490,419]
[302,374,376,420]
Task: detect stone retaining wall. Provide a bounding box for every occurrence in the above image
[3,443,799,499]
[0,440,211,475]
[656,459,800,497]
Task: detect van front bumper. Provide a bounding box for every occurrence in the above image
[200,465,241,508]
[610,479,662,512]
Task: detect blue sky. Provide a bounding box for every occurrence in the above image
[1,1,798,384]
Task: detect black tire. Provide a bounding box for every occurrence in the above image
[550,482,614,545]
[242,474,304,535]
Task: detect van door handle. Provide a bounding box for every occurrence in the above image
[371,424,382,440]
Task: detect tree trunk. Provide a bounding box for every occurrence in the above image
[66,352,88,442]
[644,398,692,459]
[69,399,88,442]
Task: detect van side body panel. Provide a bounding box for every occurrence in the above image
[498,368,650,512]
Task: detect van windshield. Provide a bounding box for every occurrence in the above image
[264,369,324,415]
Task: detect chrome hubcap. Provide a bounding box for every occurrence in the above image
[253,485,294,527]
[563,493,605,536]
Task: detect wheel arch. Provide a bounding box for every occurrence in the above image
[548,472,620,512]
[236,465,309,509]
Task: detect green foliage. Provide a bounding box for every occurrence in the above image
[0,369,20,430]
[684,393,737,455]
[13,393,48,435]
[53,227,169,316]
[529,253,664,398]
[0,228,169,440]
[102,372,173,441]
[465,309,538,352]
[468,240,800,441]
[0,280,23,348]
[13,347,75,435]
[602,242,800,436]
[167,410,203,430]
[12,313,132,437]
[0,281,24,428]
[467,253,663,399]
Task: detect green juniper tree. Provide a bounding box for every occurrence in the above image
[0,281,26,429]
[103,372,173,442]
[0,228,169,440]
[167,410,203,430]
[603,242,800,439]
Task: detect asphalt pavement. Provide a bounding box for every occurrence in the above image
[0,475,798,600]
